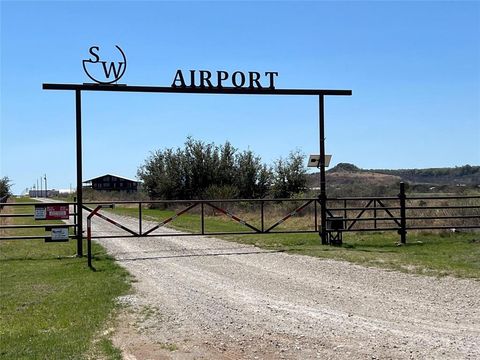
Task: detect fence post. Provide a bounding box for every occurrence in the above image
[201,202,205,235]
[73,197,77,236]
[87,216,92,268]
[75,90,83,258]
[318,95,328,245]
[261,201,265,232]
[399,182,407,244]
[138,202,142,235]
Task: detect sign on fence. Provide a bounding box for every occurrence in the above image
[35,205,69,220]
[44,226,69,242]
[34,206,47,220]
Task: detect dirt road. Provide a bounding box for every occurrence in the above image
[43,199,479,359]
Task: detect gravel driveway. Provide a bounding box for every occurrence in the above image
[67,203,480,359]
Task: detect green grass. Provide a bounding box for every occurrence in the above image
[108,204,480,278]
[94,337,123,360]
[0,198,131,359]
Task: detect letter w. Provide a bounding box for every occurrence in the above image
[101,61,124,79]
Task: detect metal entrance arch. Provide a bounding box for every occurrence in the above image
[42,83,352,256]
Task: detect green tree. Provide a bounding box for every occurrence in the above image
[138,137,273,200]
[183,137,218,197]
[138,138,312,200]
[271,150,307,198]
[0,177,12,201]
[218,141,237,186]
[137,148,186,199]
[235,150,271,198]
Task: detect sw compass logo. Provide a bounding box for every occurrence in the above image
[82,45,127,84]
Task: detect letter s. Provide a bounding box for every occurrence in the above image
[88,46,100,63]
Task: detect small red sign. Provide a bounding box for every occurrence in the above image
[46,205,69,220]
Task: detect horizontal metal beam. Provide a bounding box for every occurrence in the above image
[0,224,75,229]
[406,215,480,220]
[407,225,480,230]
[0,202,74,206]
[407,205,480,210]
[86,229,321,239]
[407,195,480,200]
[0,214,34,218]
[0,235,76,241]
[0,213,78,218]
[43,83,352,96]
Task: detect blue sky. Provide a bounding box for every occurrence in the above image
[1,1,479,194]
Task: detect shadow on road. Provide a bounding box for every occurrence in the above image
[114,249,285,262]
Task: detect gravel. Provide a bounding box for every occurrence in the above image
[81,207,480,359]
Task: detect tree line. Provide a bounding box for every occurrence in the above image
[137,137,307,200]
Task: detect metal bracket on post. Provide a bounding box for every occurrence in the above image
[326,217,344,246]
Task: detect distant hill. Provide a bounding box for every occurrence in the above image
[326,163,479,185]
[371,165,480,186]
[307,163,480,196]
[328,163,361,173]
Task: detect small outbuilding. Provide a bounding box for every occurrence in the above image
[83,174,139,192]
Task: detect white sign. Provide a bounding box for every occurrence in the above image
[51,227,69,241]
[34,206,47,220]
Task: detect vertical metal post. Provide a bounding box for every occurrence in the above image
[261,201,264,232]
[399,182,407,244]
[139,202,143,235]
[374,199,377,229]
[201,202,205,235]
[87,205,112,268]
[314,200,318,232]
[73,196,77,236]
[319,95,328,245]
[87,217,92,268]
[343,199,347,222]
[75,90,83,257]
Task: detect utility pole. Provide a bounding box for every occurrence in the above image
[36,179,39,198]
[44,174,48,198]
